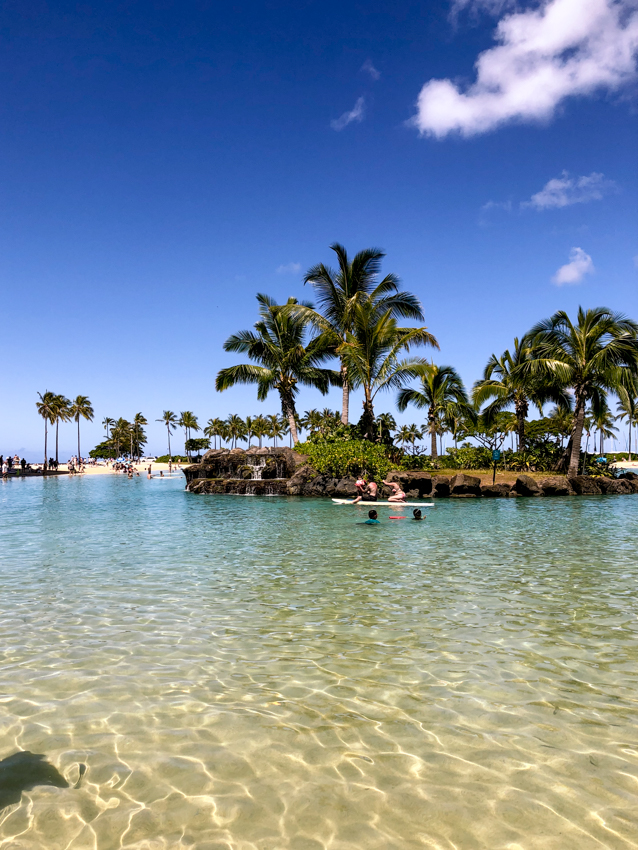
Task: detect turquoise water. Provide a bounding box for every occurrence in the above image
[1,475,637,849]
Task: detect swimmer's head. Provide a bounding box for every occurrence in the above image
[413,509,422,520]
[368,509,378,520]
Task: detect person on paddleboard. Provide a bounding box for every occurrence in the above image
[352,478,378,504]
[382,479,406,503]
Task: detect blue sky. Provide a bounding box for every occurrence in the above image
[1,0,637,458]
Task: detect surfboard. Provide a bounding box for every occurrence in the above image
[332,499,434,506]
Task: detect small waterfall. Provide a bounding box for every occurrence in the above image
[250,458,267,480]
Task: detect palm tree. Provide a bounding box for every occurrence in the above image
[204,418,224,450]
[157,410,177,460]
[267,414,286,447]
[69,396,94,461]
[340,296,438,439]
[226,414,247,448]
[520,308,638,476]
[36,391,57,471]
[396,424,412,453]
[178,411,200,458]
[216,294,339,444]
[252,415,270,449]
[301,243,425,423]
[406,423,423,455]
[132,412,147,461]
[102,417,115,441]
[592,402,617,454]
[473,337,567,451]
[377,412,396,444]
[244,416,255,448]
[397,364,471,459]
[111,418,131,459]
[617,384,638,460]
[300,409,322,435]
[52,395,71,464]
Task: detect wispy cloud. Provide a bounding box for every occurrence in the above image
[412,0,638,138]
[331,96,366,131]
[276,262,301,274]
[552,247,594,285]
[361,59,381,81]
[525,171,617,209]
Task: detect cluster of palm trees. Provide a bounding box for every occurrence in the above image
[216,242,638,477]
[36,392,94,467]
[101,414,148,460]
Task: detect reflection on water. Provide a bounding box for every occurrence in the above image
[0,475,637,848]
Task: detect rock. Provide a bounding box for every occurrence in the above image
[432,475,450,497]
[481,483,511,497]
[334,478,358,498]
[385,471,433,497]
[539,476,574,496]
[568,476,602,495]
[513,475,543,497]
[286,464,319,495]
[619,471,638,481]
[598,477,634,495]
[450,473,481,497]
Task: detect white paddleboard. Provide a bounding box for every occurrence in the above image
[332,499,434,506]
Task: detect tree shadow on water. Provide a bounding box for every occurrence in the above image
[0,751,72,811]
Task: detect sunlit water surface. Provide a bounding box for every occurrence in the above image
[1,475,637,849]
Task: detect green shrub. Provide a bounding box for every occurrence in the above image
[155,454,189,463]
[296,440,396,480]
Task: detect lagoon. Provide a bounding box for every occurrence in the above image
[1,475,637,849]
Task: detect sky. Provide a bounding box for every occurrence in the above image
[1,0,637,459]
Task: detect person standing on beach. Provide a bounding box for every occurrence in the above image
[2,460,8,478]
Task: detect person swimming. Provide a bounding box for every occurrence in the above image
[363,509,380,525]
[412,509,424,520]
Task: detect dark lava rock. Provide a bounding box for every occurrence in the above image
[480,483,511,497]
[334,478,358,498]
[598,477,635,495]
[539,476,574,496]
[432,475,450,497]
[513,475,542,497]
[450,473,481,497]
[568,476,603,495]
[384,471,433,497]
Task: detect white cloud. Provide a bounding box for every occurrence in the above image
[361,59,381,80]
[276,262,301,274]
[331,96,366,131]
[552,247,595,285]
[450,0,517,20]
[525,171,617,208]
[481,199,513,213]
[412,0,638,138]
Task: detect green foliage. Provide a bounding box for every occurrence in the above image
[155,454,189,463]
[89,441,118,459]
[297,439,396,480]
[185,437,210,452]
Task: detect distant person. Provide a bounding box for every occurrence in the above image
[382,479,406,503]
[6,456,12,470]
[412,509,424,521]
[1,460,7,477]
[20,458,26,471]
[159,470,164,478]
[363,509,380,525]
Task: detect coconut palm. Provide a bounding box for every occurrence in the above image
[377,412,396,444]
[592,402,618,454]
[405,423,423,455]
[617,384,638,460]
[252,415,270,449]
[132,412,147,461]
[244,416,256,448]
[520,308,638,476]
[36,391,57,471]
[216,294,339,444]
[178,411,200,458]
[102,417,115,441]
[473,337,568,451]
[111,418,131,459]
[339,297,438,440]
[68,395,94,461]
[300,409,322,435]
[157,410,177,461]
[301,243,425,423]
[52,395,71,464]
[226,414,247,448]
[395,425,412,453]
[204,418,223,450]
[397,364,471,459]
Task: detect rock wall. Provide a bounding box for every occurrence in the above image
[183,449,638,499]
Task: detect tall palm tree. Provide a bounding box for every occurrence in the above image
[216,294,339,444]
[267,414,286,447]
[377,412,396,444]
[69,395,94,461]
[617,384,638,460]
[406,423,423,455]
[340,297,438,439]
[111,418,131,459]
[300,409,322,435]
[204,417,223,450]
[226,414,247,448]
[396,424,412,453]
[244,416,255,448]
[397,364,471,459]
[102,417,115,441]
[36,391,57,471]
[178,411,200,458]
[252,415,269,449]
[473,337,567,451]
[520,307,638,476]
[157,410,177,460]
[52,395,71,464]
[301,243,425,423]
[132,412,147,461]
[592,402,617,454]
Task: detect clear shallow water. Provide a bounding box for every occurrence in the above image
[1,476,637,850]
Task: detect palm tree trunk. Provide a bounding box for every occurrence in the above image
[515,396,528,451]
[55,420,59,464]
[44,420,48,472]
[77,418,81,461]
[340,365,349,425]
[600,430,604,455]
[167,427,172,460]
[568,397,586,477]
[429,411,438,459]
